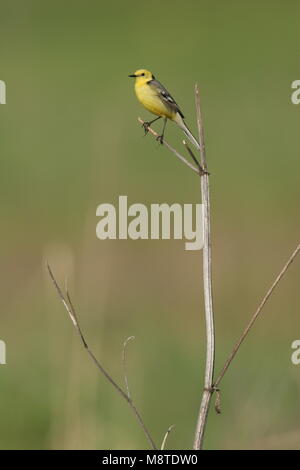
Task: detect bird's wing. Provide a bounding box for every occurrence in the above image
[148,79,185,119]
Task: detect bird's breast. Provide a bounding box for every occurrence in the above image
[135,83,173,119]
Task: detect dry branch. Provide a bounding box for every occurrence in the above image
[47,263,157,450]
[213,243,300,389]
[193,84,215,450]
[161,424,175,450]
[138,117,199,174]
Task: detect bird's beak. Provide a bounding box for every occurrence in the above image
[128,74,136,78]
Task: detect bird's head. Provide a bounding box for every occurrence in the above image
[128,69,154,83]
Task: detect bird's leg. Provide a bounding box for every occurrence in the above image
[156,117,167,145]
[142,116,161,135]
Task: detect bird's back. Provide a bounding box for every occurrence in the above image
[148,79,184,119]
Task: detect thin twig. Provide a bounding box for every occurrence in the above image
[47,262,157,450]
[195,86,208,171]
[161,424,175,450]
[138,117,199,174]
[182,140,201,169]
[122,336,135,400]
[193,83,215,450]
[213,243,300,389]
[183,140,210,176]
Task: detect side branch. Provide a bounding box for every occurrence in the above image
[47,263,157,450]
[138,117,199,174]
[213,243,300,389]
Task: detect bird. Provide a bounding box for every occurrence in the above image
[129,69,200,150]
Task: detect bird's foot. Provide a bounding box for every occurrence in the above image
[142,121,151,135]
[156,135,164,145]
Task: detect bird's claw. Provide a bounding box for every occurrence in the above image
[142,122,150,135]
[156,135,164,145]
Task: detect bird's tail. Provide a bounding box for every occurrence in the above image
[174,113,200,150]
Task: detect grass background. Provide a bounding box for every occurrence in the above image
[0,0,299,449]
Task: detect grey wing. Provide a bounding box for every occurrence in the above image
[148,79,185,119]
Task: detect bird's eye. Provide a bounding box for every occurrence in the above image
[141,73,145,76]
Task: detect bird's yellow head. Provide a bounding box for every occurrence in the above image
[128,69,154,84]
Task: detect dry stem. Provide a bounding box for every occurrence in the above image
[47,263,157,450]
[193,84,215,450]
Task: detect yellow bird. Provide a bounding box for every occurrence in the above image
[129,68,200,149]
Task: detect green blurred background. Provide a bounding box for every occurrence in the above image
[0,0,299,450]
